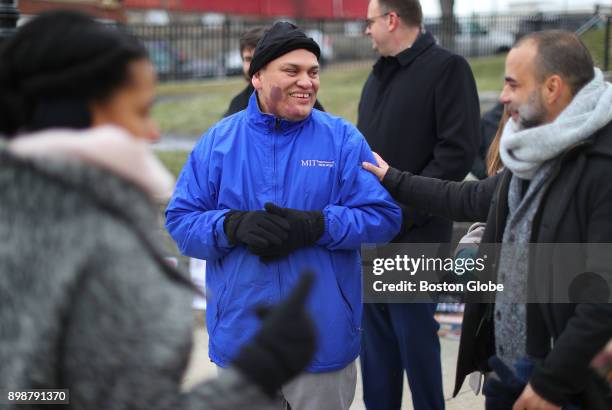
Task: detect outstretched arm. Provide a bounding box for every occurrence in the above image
[363,152,500,223]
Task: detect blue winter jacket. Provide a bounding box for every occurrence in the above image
[165,92,402,372]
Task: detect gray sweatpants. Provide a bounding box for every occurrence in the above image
[218,361,356,410]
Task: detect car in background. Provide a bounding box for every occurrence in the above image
[143,41,186,80]
[305,29,334,65]
[457,22,514,56]
[425,21,513,57]
[516,13,593,41]
[222,50,244,77]
[143,40,221,81]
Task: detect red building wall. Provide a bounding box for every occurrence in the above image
[20,0,126,21]
[124,0,368,20]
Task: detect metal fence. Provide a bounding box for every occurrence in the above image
[123,10,611,82]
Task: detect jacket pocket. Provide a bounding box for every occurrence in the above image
[209,282,227,337]
[335,275,357,334]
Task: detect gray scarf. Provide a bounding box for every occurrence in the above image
[495,160,557,367]
[500,68,612,180]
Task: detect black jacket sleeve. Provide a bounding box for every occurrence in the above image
[420,55,480,181]
[530,301,612,406]
[382,167,500,223]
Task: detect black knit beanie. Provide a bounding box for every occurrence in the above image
[248,22,321,78]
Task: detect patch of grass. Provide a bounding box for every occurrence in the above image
[153,57,509,136]
[317,63,372,124]
[153,79,245,136]
[152,65,373,134]
[157,77,245,97]
[468,55,506,94]
[462,28,610,94]
[156,150,189,178]
[580,28,610,69]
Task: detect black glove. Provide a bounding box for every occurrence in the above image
[232,272,317,397]
[251,203,324,261]
[483,356,526,410]
[223,210,290,249]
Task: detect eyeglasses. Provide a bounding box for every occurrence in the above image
[364,11,400,29]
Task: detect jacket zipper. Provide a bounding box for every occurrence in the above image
[274,118,280,203]
[273,117,282,301]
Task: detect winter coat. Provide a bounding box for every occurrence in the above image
[357,30,480,242]
[0,128,276,410]
[166,92,402,372]
[381,119,612,407]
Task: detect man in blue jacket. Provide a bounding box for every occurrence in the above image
[166,22,402,410]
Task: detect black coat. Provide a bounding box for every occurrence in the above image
[357,31,480,242]
[224,84,325,117]
[382,120,612,408]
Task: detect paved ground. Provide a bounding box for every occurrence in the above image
[183,311,485,409]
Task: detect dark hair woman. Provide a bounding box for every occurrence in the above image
[0,10,315,410]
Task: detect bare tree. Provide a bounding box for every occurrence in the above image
[438,0,457,50]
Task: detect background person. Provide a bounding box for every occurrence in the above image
[357,1,481,409]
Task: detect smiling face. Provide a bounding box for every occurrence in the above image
[499,42,549,130]
[251,48,320,122]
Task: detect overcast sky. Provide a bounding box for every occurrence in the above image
[420,0,604,16]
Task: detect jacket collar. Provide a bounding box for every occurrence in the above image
[396,30,436,66]
[245,90,312,134]
[1,146,157,239]
[546,119,612,161]
[586,119,612,156]
[373,30,436,77]
[0,146,198,291]
[6,126,174,202]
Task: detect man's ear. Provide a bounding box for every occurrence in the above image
[543,74,564,105]
[252,71,263,90]
[388,12,400,32]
